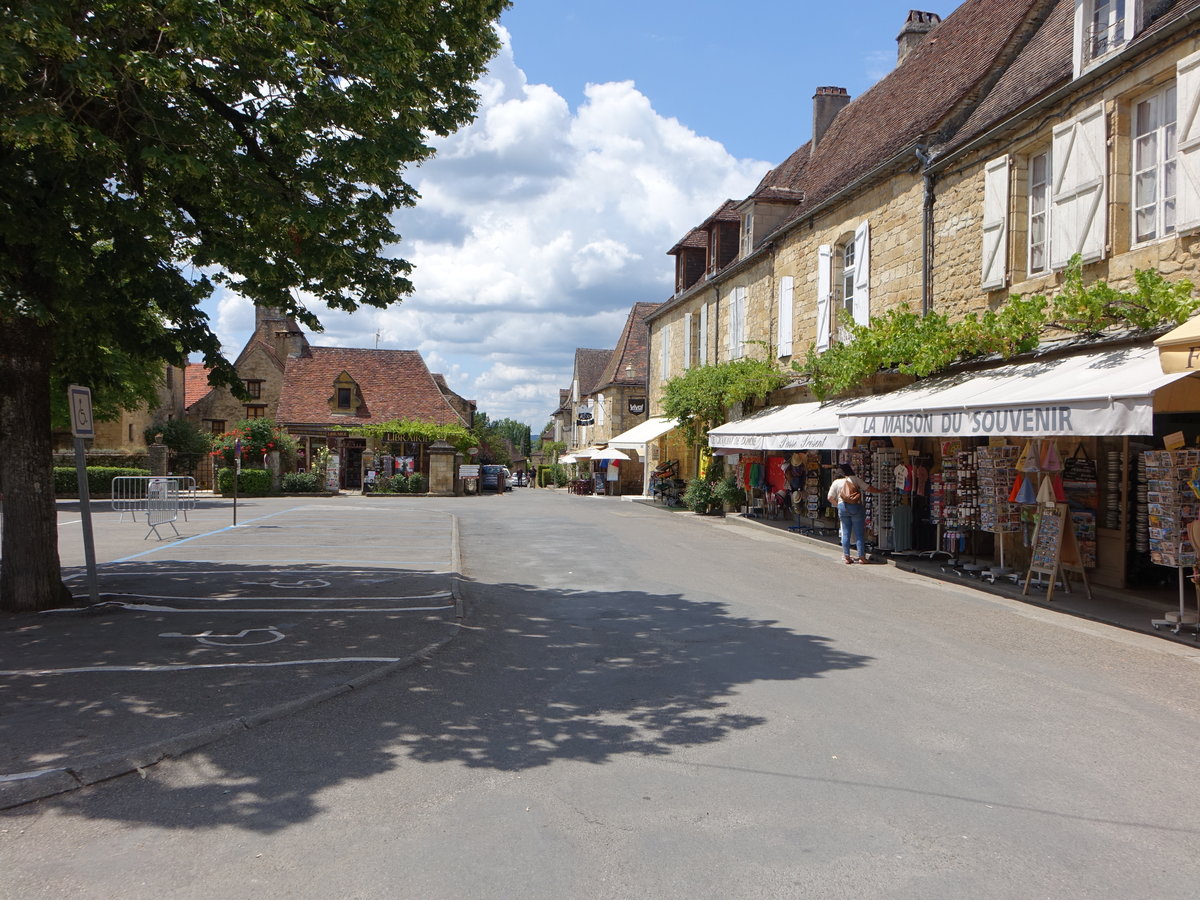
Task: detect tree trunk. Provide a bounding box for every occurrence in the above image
[0,316,72,612]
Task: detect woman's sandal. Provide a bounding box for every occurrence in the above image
[843,556,854,564]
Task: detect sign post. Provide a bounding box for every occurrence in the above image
[68,385,100,604]
[233,438,242,526]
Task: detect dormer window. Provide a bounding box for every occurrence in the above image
[1074,0,1143,76]
[328,371,363,415]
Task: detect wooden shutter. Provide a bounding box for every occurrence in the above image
[699,303,709,365]
[852,221,870,326]
[1051,103,1107,268]
[661,321,670,379]
[816,245,832,352]
[1177,49,1200,234]
[981,155,1010,289]
[728,287,745,359]
[777,276,794,357]
[737,287,748,358]
[683,312,693,369]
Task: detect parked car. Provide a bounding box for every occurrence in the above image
[480,465,514,492]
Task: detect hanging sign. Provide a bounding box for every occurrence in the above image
[576,402,594,426]
[627,398,646,415]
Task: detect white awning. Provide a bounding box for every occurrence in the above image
[836,343,1197,438]
[608,416,677,449]
[707,401,856,451]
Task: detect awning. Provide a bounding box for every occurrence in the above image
[1154,317,1200,373]
[836,343,1197,438]
[707,400,856,451]
[608,416,677,450]
[558,455,578,464]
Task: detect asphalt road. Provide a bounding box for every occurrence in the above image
[4,489,1200,899]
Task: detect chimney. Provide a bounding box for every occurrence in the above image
[812,86,850,151]
[897,10,941,64]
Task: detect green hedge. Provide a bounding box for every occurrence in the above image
[281,472,322,493]
[216,467,274,496]
[54,466,151,495]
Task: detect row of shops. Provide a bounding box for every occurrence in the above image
[591,331,1200,627]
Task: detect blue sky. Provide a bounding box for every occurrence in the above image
[205,1,964,427]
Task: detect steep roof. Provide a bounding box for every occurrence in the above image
[938,0,1200,155]
[183,363,214,411]
[596,302,662,390]
[275,347,468,427]
[794,0,1049,211]
[667,227,708,256]
[574,348,614,396]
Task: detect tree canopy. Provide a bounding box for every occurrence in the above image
[0,0,509,611]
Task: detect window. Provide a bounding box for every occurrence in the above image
[839,240,856,320]
[1089,0,1126,59]
[337,387,352,409]
[740,213,753,257]
[1132,84,1177,244]
[1028,150,1051,274]
[245,406,265,419]
[128,424,134,441]
[209,420,226,434]
[244,379,263,399]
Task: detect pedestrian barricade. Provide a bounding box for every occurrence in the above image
[112,476,196,525]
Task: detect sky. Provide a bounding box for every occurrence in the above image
[202,0,964,429]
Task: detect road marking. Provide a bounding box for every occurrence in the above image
[159,626,285,646]
[77,600,454,614]
[241,579,332,589]
[109,507,309,562]
[58,519,82,527]
[0,657,403,677]
[60,589,453,603]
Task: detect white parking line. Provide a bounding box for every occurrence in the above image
[0,657,403,677]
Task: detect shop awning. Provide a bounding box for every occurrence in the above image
[836,343,1198,438]
[608,416,677,450]
[708,401,855,451]
[1154,316,1200,373]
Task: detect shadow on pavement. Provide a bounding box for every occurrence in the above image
[15,575,873,831]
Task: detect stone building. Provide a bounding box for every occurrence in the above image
[186,305,474,489]
[643,0,1200,591]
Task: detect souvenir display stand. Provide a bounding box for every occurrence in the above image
[976,444,1020,578]
[870,447,902,551]
[1022,497,1092,603]
[1142,450,1200,637]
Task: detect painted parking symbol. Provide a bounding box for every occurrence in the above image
[159,627,285,647]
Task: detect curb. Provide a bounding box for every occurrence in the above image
[0,513,467,811]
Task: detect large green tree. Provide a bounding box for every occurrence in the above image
[0,0,508,612]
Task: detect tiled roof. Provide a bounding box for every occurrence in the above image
[275,347,468,427]
[553,388,571,415]
[667,228,708,255]
[184,363,214,410]
[700,199,741,227]
[575,348,614,396]
[747,142,811,203]
[792,0,1048,212]
[596,302,662,389]
[939,0,1200,155]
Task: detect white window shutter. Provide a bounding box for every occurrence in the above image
[816,245,832,352]
[852,221,870,326]
[777,276,794,357]
[1176,49,1200,234]
[726,289,735,358]
[734,289,744,360]
[661,322,670,379]
[981,155,1010,289]
[698,303,709,365]
[1051,102,1107,268]
[683,312,693,369]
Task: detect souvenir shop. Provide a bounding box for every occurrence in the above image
[712,339,1200,599]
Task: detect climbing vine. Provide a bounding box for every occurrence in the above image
[799,258,1197,400]
[661,356,789,445]
[339,419,475,452]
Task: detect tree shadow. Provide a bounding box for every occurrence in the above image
[7,570,872,832]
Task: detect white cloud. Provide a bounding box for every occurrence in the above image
[208,27,770,424]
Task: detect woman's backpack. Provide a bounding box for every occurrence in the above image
[840,478,862,504]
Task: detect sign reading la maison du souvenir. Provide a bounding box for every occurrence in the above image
[840,405,1086,438]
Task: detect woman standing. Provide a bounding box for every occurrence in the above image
[826,464,881,564]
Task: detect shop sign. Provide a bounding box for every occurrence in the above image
[627,398,646,415]
[576,402,594,426]
[849,406,1077,437]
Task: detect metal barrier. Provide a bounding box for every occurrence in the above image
[144,478,180,540]
[112,476,196,524]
